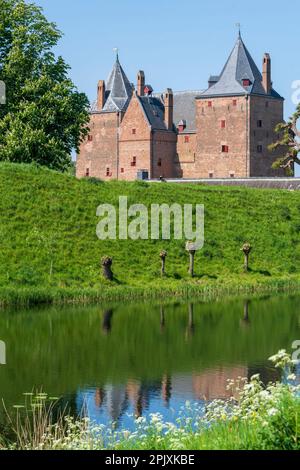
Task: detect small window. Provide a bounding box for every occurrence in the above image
[157,158,162,167]
[106,167,110,176]
[87,135,93,142]
[222,145,229,153]
[257,120,263,128]
[233,99,237,106]
[132,128,136,135]
[85,168,90,177]
[131,156,136,167]
[221,120,226,129]
[121,168,124,173]
[208,101,212,108]
[184,136,190,143]
[242,79,251,87]
[230,172,235,178]
[209,172,214,178]
[257,145,263,153]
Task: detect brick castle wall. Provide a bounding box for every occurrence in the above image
[76,112,119,179]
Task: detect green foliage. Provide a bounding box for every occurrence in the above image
[269,103,300,175]
[1,162,300,304]
[0,0,89,171]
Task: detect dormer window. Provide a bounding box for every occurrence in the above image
[177,119,187,133]
[242,79,251,87]
[144,85,153,96]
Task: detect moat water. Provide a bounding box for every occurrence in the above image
[0,294,300,430]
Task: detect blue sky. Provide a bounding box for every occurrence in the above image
[36,0,300,171]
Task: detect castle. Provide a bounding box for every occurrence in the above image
[76,34,285,180]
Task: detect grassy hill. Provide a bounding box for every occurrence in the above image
[0,162,300,305]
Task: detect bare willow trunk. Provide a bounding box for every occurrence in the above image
[101,256,113,280]
[160,251,167,277]
[189,250,195,277]
[241,243,252,273]
[244,253,249,272]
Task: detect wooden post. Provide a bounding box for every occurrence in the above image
[241,243,252,272]
[101,256,113,280]
[160,250,167,277]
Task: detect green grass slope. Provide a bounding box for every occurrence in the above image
[0,162,300,304]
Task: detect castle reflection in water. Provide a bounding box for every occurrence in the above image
[75,302,280,428]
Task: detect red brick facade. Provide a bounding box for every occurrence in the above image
[76,37,286,180]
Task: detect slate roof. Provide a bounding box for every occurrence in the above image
[173,91,203,132]
[90,55,133,113]
[201,34,283,99]
[150,90,202,132]
[139,95,167,130]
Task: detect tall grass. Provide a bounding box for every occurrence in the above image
[1,162,300,306]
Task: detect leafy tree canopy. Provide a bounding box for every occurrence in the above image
[0,0,89,171]
[270,104,300,176]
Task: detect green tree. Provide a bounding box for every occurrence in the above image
[0,0,89,171]
[269,105,300,176]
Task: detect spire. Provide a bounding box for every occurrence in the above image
[201,34,279,98]
[102,53,133,112]
[113,47,119,63]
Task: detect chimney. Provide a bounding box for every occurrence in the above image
[164,88,173,131]
[262,54,271,94]
[97,80,105,110]
[137,70,145,96]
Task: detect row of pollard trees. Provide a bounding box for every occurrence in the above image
[101,243,252,280]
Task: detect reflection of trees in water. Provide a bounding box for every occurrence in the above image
[160,303,195,338]
[240,300,251,328]
[67,299,290,426]
[102,309,114,334]
[247,364,280,384]
[160,305,165,332]
[161,375,172,406]
[185,303,195,339]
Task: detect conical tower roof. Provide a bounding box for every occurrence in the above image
[202,34,282,98]
[102,54,133,112]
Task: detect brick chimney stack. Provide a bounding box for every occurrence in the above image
[262,54,271,94]
[97,80,106,110]
[164,88,173,131]
[137,71,145,96]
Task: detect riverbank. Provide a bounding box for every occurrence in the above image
[1,275,300,307]
[1,352,299,450]
[1,162,300,308]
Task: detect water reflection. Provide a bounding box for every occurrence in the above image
[0,294,299,431]
[77,364,275,428]
[102,309,114,335]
